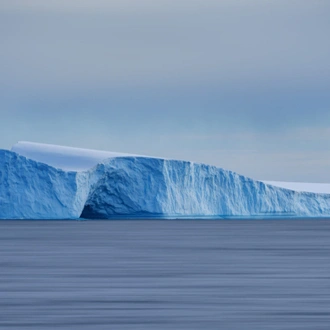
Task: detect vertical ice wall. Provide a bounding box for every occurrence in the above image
[0,150,89,219]
[81,157,330,219]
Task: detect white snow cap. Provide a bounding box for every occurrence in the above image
[11,141,137,171]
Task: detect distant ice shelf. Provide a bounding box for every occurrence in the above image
[1,141,330,219]
[263,181,330,194]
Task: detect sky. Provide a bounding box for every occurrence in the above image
[1,0,330,182]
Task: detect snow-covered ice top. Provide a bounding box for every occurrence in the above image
[11,141,139,171]
[10,141,330,194]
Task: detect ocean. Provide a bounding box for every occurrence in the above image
[1,219,330,329]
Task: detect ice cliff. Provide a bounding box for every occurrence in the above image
[1,141,330,219]
[0,149,88,219]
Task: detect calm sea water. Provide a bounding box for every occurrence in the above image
[1,219,330,329]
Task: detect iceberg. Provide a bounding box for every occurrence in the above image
[0,141,330,219]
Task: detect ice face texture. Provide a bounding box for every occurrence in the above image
[1,142,330,219]
[0,150,88,219]
[82,157,330,219]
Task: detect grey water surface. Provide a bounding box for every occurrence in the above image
[1,219,330,329]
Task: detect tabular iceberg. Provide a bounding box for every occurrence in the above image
[0,141,330,219]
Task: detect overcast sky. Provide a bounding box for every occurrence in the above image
[1,0,330,182]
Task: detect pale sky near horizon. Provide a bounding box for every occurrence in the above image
[1,0,330,182]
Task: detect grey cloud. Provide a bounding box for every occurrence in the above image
[0,0,278,13]
[1,1,329,92]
